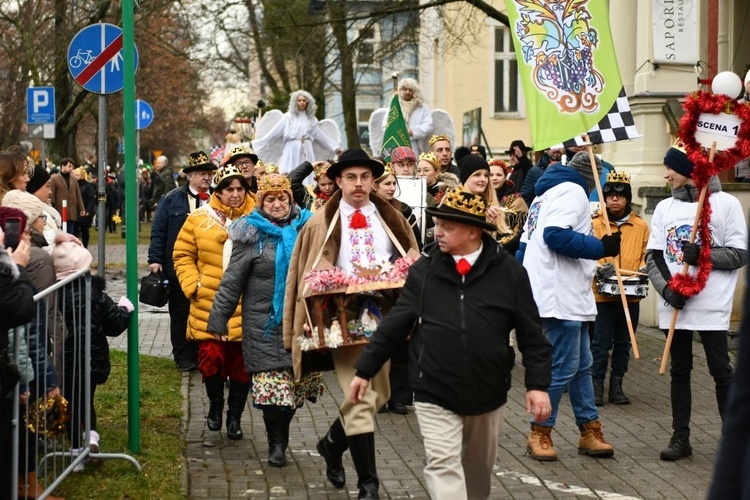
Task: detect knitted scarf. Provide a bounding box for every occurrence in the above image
[248,207,312,336]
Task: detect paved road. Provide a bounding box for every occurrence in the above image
[98,244,729,499]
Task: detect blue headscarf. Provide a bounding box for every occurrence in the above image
[247,206,312,336]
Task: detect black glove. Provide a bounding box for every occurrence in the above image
[596,263,616,279]
[681,242,700,266]
[663,287,687,310]
[600,233,621,257]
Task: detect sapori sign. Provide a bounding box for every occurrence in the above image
[694,112,741,151]
[652,0,697,64]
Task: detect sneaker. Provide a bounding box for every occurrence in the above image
[660,432,692,461]
[527,424,557,461]
[88,443,104,466]
[578,421,614,457]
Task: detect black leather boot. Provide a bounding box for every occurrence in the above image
[316,418,348,489]
[263,407,286,467]
[225,380,250,440]
[608,377,630,405]
[281,409,295,455]
[660,432,692,461]
[205,376,225,431]
[593,379,604,407]
[348,432,379,499]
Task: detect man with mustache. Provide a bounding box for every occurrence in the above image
[284,149,418,499]
[148,151,217,372]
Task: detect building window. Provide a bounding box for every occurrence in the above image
[357,27,375,65]
[494,27,519,114]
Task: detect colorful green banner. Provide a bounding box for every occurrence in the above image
[380,93,412,162]
[506,0,626,150]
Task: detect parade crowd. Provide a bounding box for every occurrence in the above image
[2,81,750,499]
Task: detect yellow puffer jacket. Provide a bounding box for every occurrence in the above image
[591,209,651,302]
[173,191,257,341]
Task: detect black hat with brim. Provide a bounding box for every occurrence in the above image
[504,139,533,154]
[425,190,497,232]
[183,151,218,173]
[326,149,385,180]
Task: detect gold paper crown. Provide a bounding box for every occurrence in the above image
[257,172,291,193]
[228,145,254,159]
[264,164,279,175]
[429,134,450,146]
[377,164,395,181]
[440,189,487,217]
[187,152,210,168]
[214,163,244,186]
[313,162,330,179]
[418,152,440,168]
[605,171,631,185]
[671,140,687,154]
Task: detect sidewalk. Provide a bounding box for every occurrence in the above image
[100,246,728,499]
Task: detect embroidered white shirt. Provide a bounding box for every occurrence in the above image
[337,200,393,275]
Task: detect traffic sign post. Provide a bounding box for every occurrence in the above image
[67,23,139,95]
[27,87,56,124]
[27,86,56,172]
[135,99,154,130]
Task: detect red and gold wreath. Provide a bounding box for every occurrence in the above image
[670,91,750,297]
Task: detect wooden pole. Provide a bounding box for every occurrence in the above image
[659,142,716,374]
[583,134,640,359]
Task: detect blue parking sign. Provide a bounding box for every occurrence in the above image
[27,87,56,125]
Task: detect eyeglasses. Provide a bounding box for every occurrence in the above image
[606,193,626,200]
[234,160,254,167]
[342,173,373,183]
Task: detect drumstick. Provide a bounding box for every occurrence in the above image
[618,269,648,277]
[660,141,716,375]
[585,135,640,359]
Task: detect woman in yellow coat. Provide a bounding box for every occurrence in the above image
[173,163,257,440]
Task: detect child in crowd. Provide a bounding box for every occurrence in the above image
[54,242,132,468]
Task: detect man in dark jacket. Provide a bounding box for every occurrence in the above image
[350,190,552,500]
[148,151,216,371]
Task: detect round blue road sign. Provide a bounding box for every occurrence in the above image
[68,23,139,95]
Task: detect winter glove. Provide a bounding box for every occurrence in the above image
[118,296,134,313]
[681,242,700,266]
[596,263,616,279]
[600,233,621,257]
[663,287,687,310]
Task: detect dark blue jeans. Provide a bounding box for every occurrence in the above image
[533,318,599,428]
[665,329,733,435]
[591,301,639,380]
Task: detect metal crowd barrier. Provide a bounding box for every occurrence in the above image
[9,269,140,499]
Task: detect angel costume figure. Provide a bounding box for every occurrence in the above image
[369,81,454,159]
[252,90,341,175]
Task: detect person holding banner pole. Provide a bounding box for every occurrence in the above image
[645,144,747,461]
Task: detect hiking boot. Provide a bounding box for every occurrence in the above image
[593,379,604,407]
[527,424,557,461]
[608,377,630,405]
[660,432,692,461]
[578,421,614,457]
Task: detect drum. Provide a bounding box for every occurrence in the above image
[596,275,649,299]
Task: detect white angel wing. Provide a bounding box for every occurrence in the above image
[368,108,388,156]
[252,109,286,164]
[313,118,342,161]
[431,109,455,146]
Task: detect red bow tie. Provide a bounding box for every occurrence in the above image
[197,192,209,202]
[349,209,367,229]
[456,258,472,276]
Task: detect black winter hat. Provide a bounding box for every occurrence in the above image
[458,155,490,184]
[26,165,50,194]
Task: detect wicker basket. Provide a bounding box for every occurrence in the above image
[301,281,403,350]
